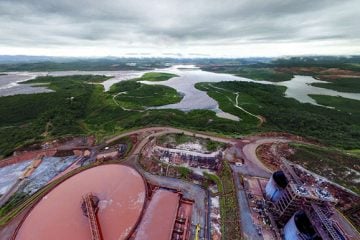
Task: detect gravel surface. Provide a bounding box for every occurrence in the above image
[0,160,32,195]
[21,156,78,194]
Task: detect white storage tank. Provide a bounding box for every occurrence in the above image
[284,210,319,240]
[265,170,288,202]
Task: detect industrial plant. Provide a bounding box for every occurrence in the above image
[155,146,222,171]
[0,128,359,240]
[265,161,349,240]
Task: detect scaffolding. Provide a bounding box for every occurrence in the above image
[270,161,346,240]
[307,204,344,240]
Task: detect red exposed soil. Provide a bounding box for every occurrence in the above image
[276,67,326,75]
[318,75,360,80]
[0,149,57,168]
[276,67,360,81]
[320,68,360,76]
[256,142,294,171]
[277,67,360,76]
[0,136,95,168]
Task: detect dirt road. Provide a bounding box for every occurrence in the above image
[242,138,290,175]
[106,126,236,146]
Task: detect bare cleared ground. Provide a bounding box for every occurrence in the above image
[276,67,360,80]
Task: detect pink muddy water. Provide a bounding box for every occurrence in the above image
[134,189,180,240]
[15,164,146,240]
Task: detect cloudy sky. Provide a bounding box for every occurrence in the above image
[0,0,359,57]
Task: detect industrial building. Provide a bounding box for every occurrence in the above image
[155,146,222,170]
[265,161,349,240]
[12,164,194,240]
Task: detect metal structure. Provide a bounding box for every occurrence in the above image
[270,162,337,222]
[267,161,347,240]
[306,204,344,240]
[283,210,319,240]
[172,199,193,240]
[82,193,102,240]
[265,170,288,202]
[194,224,201,240]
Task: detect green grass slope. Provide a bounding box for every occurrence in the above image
[311,78,360,93]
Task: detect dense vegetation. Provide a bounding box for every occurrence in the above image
[201,66,293,82]
[309,95,360,116]
[108,72,182,110]
[196,81,360,149]
[134,72,178,81]
[109,80,183,110]
[0,75,245,158]
[2,55,360,72]
[288,143,360,194]
[1,66,360,158]
[0,75,111,157]
[271,56,360,71]
[311,78,360,93]
[0,58,170,72]
[200,56,360,89]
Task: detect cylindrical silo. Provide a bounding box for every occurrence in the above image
[284,210,318,240]
[265,171,288,202]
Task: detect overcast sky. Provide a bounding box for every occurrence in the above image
[0,0,359,57]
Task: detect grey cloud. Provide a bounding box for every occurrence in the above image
[0,0,359,56]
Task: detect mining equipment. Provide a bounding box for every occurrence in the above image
[194,223,201,240]
[81,193,102,240]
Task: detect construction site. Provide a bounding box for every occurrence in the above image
[154,145,222,170]
[141,133,225,176]
[239,160,359,240]
[0,127,359,240]
[268,161,348,239]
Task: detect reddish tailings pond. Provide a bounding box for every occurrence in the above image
[15,164,146,240]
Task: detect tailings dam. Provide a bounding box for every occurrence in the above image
[14,164,146,240]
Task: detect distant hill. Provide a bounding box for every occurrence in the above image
[1,55,359,72]
[0,56,273,72]
[0,55,79,64]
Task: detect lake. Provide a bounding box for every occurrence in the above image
[1,66,360,121]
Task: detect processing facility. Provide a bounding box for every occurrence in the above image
[12,164,193,240]
[265,161,349,240]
